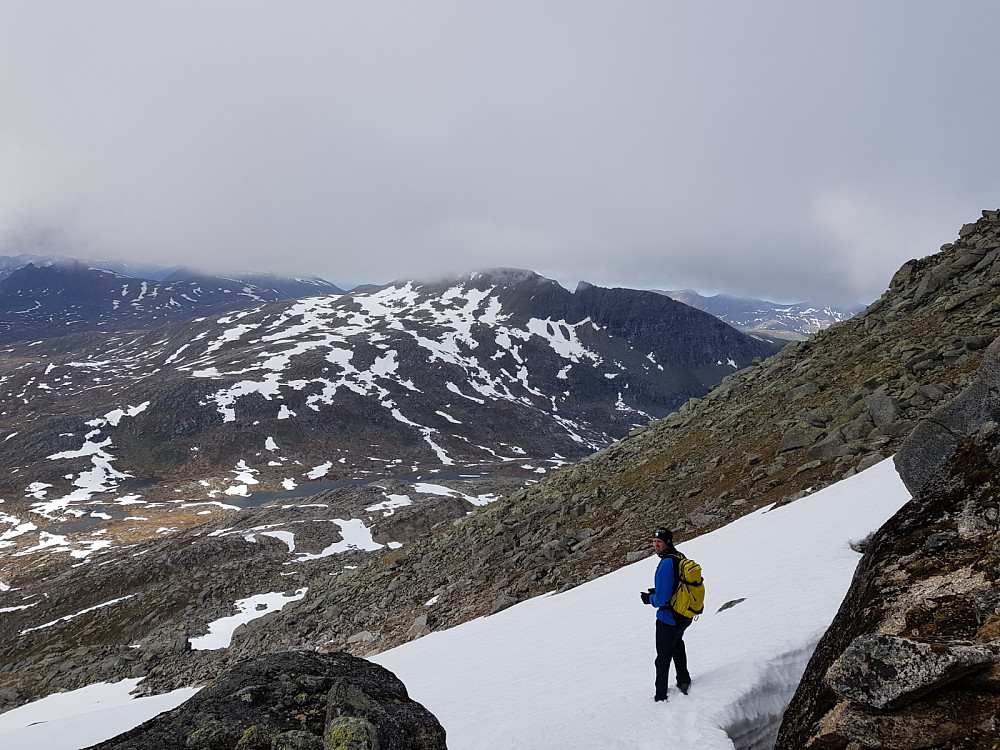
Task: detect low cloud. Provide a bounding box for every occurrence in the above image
[0,3,998,307]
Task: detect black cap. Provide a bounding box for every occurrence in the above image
[652,527,673,543]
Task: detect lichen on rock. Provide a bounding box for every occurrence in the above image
[87,651,446,750]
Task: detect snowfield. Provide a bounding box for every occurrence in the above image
[0,680,199,750]
[0,458,910,749]
[374,457,909,749]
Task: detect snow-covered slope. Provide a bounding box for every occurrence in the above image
[0,458,910,750]
[0,680,199,750]
[373,458,909,749]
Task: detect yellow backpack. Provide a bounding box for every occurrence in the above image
[669,553,705,620]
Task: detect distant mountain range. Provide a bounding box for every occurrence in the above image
[0,259,343,344]
[0,253,860,344]
[658,289,866,340]
[0,253,179,282]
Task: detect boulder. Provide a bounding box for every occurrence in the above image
[793,460,822,476]
[778,424,824,453]
[863,394,901,430]
[917,383,946,401]
[88,650,446,750]
[406,614,430,640]
[843,412,874,441]
[491,594,518,614]
[807,433,850,461]
[625,549,649,564]
[879,418,916,438]
[855,452,886,473]
[825,633,998,710]
[540,538,570,560]
[895,338,1000,499]
[683,512,719,528]
[785,382,820,402]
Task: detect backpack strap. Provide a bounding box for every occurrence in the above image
[666,552,685,598]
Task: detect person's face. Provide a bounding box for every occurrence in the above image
[652,538,666,554]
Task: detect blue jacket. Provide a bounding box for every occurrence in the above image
[650,553,676,625]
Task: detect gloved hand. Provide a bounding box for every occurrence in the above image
[640,591,651,605]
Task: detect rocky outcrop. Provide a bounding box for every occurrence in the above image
[776,334,1000,749]
[88,651,446,750]
[825,633,998,710]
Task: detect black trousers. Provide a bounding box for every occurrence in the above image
[654,616,691,698]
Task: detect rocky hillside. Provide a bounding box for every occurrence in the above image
[775,337,1000,749]
[661,288,863,340]
[2,211,1000,718]
[0,261,343,344]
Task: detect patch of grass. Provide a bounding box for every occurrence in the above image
[976,614,1000,642]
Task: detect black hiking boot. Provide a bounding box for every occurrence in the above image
[677,681,690,695]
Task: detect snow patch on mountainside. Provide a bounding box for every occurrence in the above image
[29,403,150,520]
[190,587,308,650]
[0,679,200,750]
[175,286,637,452]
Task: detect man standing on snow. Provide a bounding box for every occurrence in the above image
[640,526,692,701]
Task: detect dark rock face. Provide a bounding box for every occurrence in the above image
[894,340,1000,500]
[87,651,446,750]
[776,335,1000,749]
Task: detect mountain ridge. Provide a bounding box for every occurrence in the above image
[0,260,344,344]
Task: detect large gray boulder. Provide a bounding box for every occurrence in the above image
[87,651,446,750]
[863,393,902,431]
[825,633,998,710]
[894,337,1000,499]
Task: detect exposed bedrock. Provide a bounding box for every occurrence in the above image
[776,336,1000,749]
[87,650,447,750]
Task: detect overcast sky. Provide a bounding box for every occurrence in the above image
[1,2,998,305]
